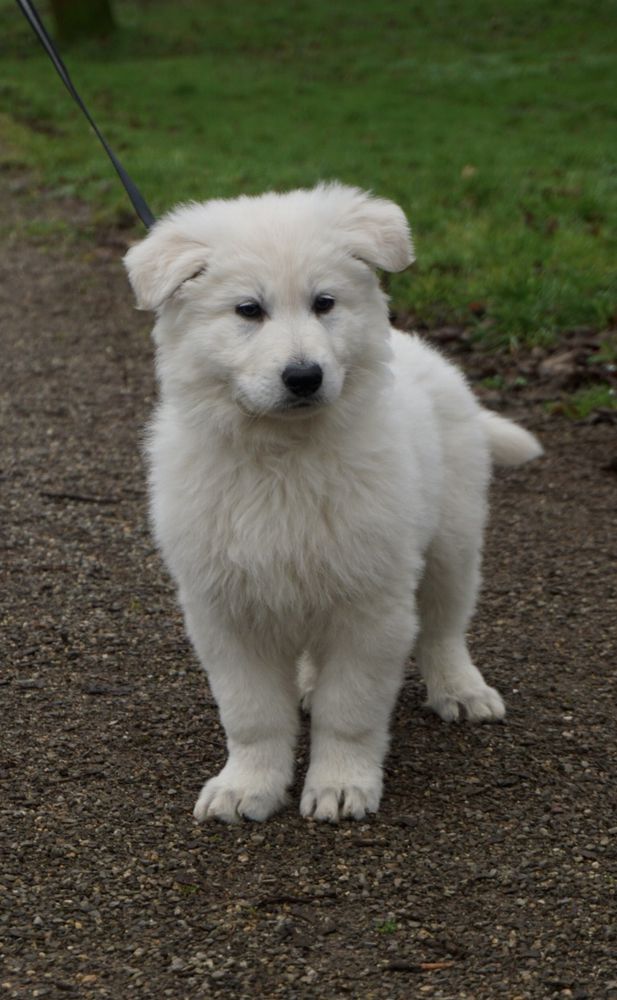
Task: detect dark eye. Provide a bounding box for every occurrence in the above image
[313,294,335,315]
[236,300,265,320]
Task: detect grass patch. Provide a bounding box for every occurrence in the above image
[548,383,616,419]
[375,918,398,934]
[2,0,616,344]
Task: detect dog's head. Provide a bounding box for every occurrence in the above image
[124,184,414,427]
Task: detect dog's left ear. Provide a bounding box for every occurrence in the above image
[124,215,210,311]
[341,189,414,273]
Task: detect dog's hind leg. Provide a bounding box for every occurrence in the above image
[297,651,319,712]
[414,531,505,723]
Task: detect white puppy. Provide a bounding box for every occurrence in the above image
[124,183,541,824]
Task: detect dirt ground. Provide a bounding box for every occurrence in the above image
[1,189,616,1000]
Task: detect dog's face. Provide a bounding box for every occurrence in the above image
[124,184,413,425]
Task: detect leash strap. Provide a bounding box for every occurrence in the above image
[15,0,156,229]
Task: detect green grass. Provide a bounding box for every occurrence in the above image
[1,0,616,344]
[375,918,398,934]
[549,383,616,419]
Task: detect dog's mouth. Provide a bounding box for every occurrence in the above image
[235,394,326,420]
[259,396,328,420]
[285,397,321,410]
[276,395,327,416]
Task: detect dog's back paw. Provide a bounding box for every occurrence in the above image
[427,682,505,723]
[297,651,318,713]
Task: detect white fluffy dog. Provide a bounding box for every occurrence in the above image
[124,183,541,824]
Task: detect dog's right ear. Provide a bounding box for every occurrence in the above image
[124,217,210,311]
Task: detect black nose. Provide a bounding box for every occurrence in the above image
[281,362,323,397]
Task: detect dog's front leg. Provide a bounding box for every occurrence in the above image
[301,601,416,822]
[184,604,299,823]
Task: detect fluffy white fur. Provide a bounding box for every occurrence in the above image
[124,183,542,824]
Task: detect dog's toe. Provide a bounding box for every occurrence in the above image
[426,693,461,722]
[300,782,380,823]
[428,683,505,723]
[194,785,241,824]
[300,786,340,822]
[462,685,505,722]
[340,784,378,820]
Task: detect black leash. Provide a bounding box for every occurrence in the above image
[15,0,156,229]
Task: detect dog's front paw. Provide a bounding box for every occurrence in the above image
[193,769,287,824]
[300,783,380,822]
[300,769,382,823]
[427,681,505,723]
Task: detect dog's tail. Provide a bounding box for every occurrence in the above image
[479,410,543,467]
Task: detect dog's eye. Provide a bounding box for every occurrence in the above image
[236,300,265,321]
[313,294,335,315]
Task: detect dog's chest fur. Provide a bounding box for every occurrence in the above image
[150,412,424,631]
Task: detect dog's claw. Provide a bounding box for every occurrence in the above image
[300,782,380,823]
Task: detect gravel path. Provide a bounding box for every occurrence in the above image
[1,197,616,999]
